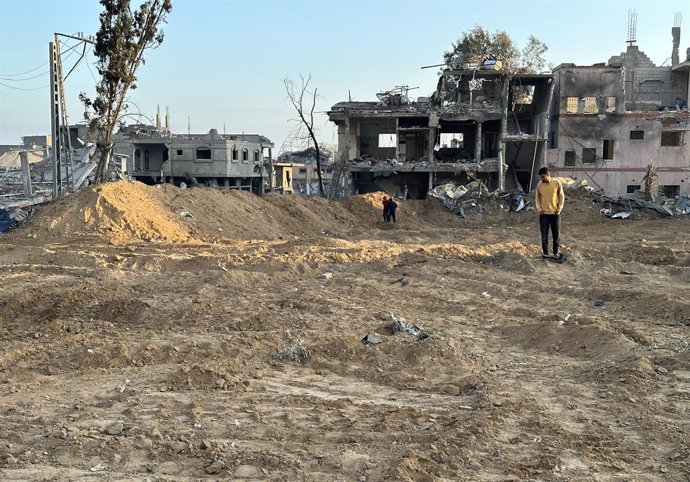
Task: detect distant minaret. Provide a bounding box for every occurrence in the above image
[165,105,170,131]
[156,105,161,130]
[672,13,682,65]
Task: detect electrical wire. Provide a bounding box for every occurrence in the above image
[0,61,48,77]
[0,81,49,91]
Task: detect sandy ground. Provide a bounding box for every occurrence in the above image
[0,181,688,481]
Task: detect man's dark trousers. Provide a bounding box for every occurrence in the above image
[539,214,560,255]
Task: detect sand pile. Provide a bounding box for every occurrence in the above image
[22,181,193,244]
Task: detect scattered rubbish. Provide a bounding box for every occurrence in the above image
[178,210,193,218]
[118,379,130,393]
[557,314,571,326]
[675,195,690,215]
[218,261,228,272]
[611,211,633,219]
[90,464,107,472]
[193,422,202,429]
[481,291,491,298]
[509,193,527,212]
[620,270,637,276]
[361,334,380,346]
[428,181,490,218]
[593,299,606,309]
[0,207,30,233]
[390,276,408,286]
[322,272,334,279]
[390,313,431,341]
[274,339,311,363]
[656,366,668,374]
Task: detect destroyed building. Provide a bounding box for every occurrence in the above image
[277,147,333,195]
[328,65,554,198]
[547,26,690,197]
[116,125,274,195]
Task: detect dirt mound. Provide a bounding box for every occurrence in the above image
[22,181,192,244]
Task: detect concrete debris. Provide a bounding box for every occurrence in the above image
[390,313,431,341]
[558,314,571,326]
[0,207,31,233]
[390,276,408,286]
[361,334,380,346]
[178,210,193,218]
[274,339,311,363]
[89,463,107,472]
[509,193,527,212]
[428,181,491,218]
[598,195,689,218]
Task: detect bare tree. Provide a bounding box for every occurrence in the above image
[81,0,172,182]
[283,74,324,197]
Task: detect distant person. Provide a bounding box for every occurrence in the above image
[387,197,398,224]
[382,197,390,222]
[535,167,565,258]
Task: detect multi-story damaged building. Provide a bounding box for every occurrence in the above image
[115,125,274,195]
[547,28,690,197]
[328,66,554,198]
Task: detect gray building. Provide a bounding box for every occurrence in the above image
[119,127,273,195]
[548,28,690,197]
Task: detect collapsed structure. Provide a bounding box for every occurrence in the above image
[328,70,553,199]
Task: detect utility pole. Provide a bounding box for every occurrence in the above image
[49,39,63,199]
[49,32,95,199]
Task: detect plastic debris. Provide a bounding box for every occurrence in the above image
[90,464,107,472]
[558,314,571,326]
[390,313,431,341]
[361,334,379,346]
[594,299,606,309]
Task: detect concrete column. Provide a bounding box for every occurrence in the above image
[427,127,436,161]
[475,121,482,161]
[394,117,400,160]
[20,151,32,197]
[428,172,433,195]
[498,74,509,191]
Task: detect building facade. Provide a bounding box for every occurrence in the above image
[328,67,554,198]
[547,37,690,197]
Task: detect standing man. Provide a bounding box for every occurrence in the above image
[382,196,390,222]
[535,167,565,258]
[387,197,398,224]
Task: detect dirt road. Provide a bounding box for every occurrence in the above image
[0,182,688,480]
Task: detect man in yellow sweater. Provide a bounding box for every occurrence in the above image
[535,167,565,258]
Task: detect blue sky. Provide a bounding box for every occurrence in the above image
[1,0,689,151]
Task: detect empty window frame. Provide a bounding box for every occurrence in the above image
[630,130,644,140]
[232,146,238,161]
[660,185,680,197]
[196,147,212,160]
[661,131,684,146]
[439,133,464,148]
[144,150,150,170]
[626,184,641,194]
[566,97,578,113]
[583,97,597,114]
[564,150,576,166]
[603,139,614,160]
[606,96,616,112]
[378,133,397,148]
[242,148,249,162]
[582,147,596,164]
[298,168,307,174]
[176,149,183,156]
[254,150,260,162]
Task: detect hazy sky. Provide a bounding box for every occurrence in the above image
[1,0,688,152]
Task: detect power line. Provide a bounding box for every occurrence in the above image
[0,61,48,77]
[0,81,49,91]
[0,70,50,82]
